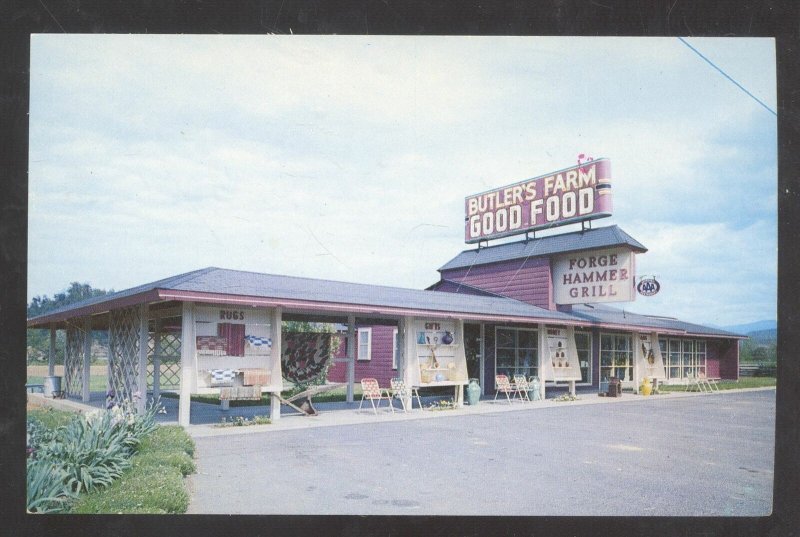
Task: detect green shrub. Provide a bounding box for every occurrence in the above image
[28,399,195,514]
[26,458,76,513]
[37,411,133,493]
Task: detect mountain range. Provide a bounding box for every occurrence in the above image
[720,320,776,335]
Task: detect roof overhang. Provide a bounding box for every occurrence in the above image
[156,289,582,326]
[26,289,164,328]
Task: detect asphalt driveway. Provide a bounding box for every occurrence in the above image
[187,390,774,516]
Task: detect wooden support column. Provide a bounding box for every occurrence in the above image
[346,314,355,403]
[538,324,547,401]
[137,303,149,414]
[479,322,486,396]
[153,318,162,402]
[270,307,282,422]
[48,323,56,376]
[178,302,195,427]
[455,319,465,407]
[398,316,412,410]
[82,316,92,402]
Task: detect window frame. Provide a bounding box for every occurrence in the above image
[574,330,592,385]
[357,327,372,361]
[600,332,634,383]
[494,326,538,381]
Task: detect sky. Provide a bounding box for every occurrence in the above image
[28,35,777,327]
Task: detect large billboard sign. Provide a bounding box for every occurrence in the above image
[551,246,635,304]
[464,158,612,243]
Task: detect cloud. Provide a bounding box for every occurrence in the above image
[27,35,777,329]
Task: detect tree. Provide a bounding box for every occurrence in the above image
[27,282,113,364]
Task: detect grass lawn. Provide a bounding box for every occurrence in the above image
[657,376,776,392]
[70,425,195,514]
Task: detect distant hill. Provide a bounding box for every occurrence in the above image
[721,320,776,334]
[746,328,777,346]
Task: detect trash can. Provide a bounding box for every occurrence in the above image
[43,376,62,398]
[608,377,622,397]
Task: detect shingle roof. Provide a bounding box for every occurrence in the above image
[439,225,647,272]
[27,267,578,326]
[568,304,746,338]
[28,266,743,339]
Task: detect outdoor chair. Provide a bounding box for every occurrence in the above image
[389,377,422,412]
[494,374,515,403]
[358,378,394,415]
[512,375,532,402]
[697,372,720,393]
[685,372,708,393]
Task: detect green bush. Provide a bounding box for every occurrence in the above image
[26,458,77,513]
[38,411,133,493]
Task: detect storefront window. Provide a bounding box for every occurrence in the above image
[495,327,538,380]
[658,338,708,379]
[600,333,633,383]
[575,331,592,384]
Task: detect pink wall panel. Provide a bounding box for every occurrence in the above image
[440,257,553,309]
[325,325,399,386]
[718,339,740,380]
[706,341,720,378]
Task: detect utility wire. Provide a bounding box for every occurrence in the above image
[677,36,776,117]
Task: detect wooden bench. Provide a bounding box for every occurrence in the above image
[26,383,45,394]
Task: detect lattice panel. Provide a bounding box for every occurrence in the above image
[108,306,143,403]
[64,320,86,398]
[147,332,182,390]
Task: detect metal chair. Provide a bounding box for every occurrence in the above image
[358,378,394,414]
[389,377,422,412]
[494,374,515,403]
[512,375,532,402]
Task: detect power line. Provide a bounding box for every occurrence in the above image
[677,36,776,117]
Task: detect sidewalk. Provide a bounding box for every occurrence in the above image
[29,386,777,439]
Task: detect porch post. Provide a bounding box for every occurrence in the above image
[178,302,195,427]
[346,314,356,403]
[48,323,56,376]
[538,323,547,400]
[137,303,149,414]
[270,307,282,422]
[153,317,162,402]
[82,316,92,402]
[479,322,485,396]
[398,316,411,409]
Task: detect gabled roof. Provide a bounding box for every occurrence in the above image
[439,225,647,272]
[27,267,580,327]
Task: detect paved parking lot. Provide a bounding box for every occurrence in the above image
[187,390,774,516]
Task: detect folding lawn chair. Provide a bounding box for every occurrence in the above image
[358,378,394,414]
[494,374,515,403]
[389,377,422,412]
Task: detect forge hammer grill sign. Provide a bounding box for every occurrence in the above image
[551,247,635,305]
